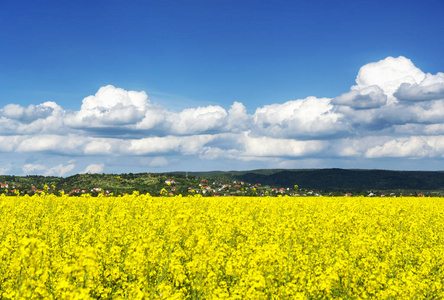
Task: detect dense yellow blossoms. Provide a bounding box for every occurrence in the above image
[1,194,444,299]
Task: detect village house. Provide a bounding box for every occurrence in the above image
[68,189,87,195]
[199,179,209,187]
[165,179,175,185]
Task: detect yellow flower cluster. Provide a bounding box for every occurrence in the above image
[1,194,444,299]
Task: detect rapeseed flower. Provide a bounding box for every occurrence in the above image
[0,195,443,298]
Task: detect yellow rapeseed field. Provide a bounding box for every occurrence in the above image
[1,193,443,299]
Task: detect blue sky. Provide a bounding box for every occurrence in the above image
[1,0,444,176]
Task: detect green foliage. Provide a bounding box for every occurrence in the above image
[2,169,444,196]
[235,169,444,192]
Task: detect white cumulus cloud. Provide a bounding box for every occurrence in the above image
[394,72,444,101]
[0,102,65,135]
[45,163,76,177]
[22,164,46,174]
[332,85,387,109]
[81,163,105,174]
[365,136,444,158]
[2,56,444,174]
[167,105,228,135]
[252,97,346,138]
[65,85,150,128]
[241,133,326,157]
[354,56,425,101]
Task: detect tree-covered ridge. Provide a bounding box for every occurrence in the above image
[1,173,272,197]
[233,169,444,191]
[2,168,444,197]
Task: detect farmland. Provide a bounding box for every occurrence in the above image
[1,194,443,299]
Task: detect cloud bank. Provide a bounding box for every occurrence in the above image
[3,56,444,175]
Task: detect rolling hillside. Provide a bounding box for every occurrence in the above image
[3,169,444,194]
[179,169,444,191]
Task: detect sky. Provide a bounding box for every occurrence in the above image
[1,0,444,176]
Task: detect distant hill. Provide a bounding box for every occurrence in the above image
[3,169,444,194]
[176,169,444,191]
